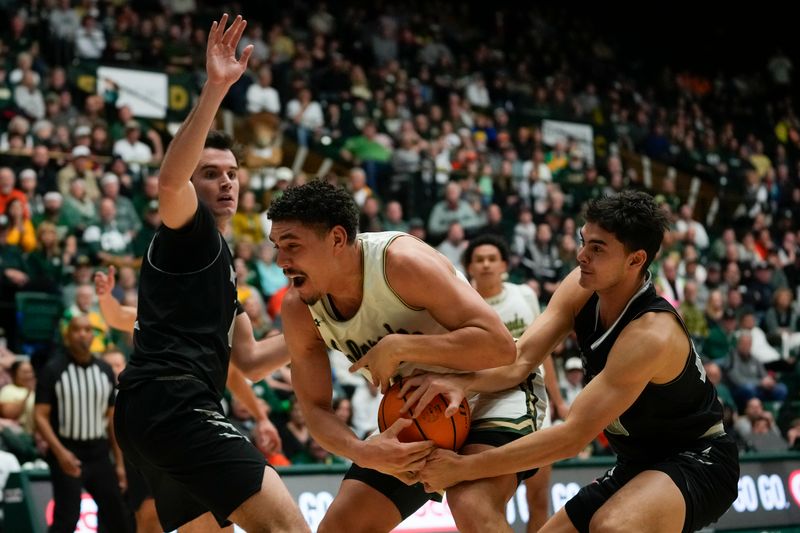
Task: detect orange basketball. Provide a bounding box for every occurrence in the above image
[377,378,471,451]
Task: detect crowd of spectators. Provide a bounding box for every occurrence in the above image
[1,1,800,495]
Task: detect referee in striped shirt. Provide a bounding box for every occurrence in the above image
[34,315,132,533]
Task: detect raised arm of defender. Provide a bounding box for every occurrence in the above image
[158,14,253,230]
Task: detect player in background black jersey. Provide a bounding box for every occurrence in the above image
[113,14,307,533]
[411,191,739,533]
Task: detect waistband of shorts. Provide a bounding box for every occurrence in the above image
[699,421,726,440]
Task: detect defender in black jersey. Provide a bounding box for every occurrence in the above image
[113,14,307,533]
[417,191,739,533]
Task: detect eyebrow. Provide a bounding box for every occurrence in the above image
[273,233,301,242]
[198,164,239,171]
[579,230,607,246]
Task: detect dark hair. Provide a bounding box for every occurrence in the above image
[462,234,510,271]
[268,180,360,242]
[204,130,242,166]
[583,191,668,272]
[10,359,29,379]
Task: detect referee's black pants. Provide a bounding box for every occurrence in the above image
[47,441,132,533]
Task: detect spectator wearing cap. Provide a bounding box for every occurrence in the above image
[98,173,140,238]
[57,146,100,201]
[33,192,70,241]
[0,167,30,219]
[560,356,585,408]
[18,168,43,218]
[112,120,153,178]
[72,124,92,147]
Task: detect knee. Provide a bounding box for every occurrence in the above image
[448,484,506,532]
[588,505,626,533]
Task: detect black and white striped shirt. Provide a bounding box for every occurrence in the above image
[36,354,116,442]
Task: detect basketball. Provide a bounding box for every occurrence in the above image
[377,378,471,451]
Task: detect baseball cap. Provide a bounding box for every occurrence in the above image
[564,357,583,371]
[275,167,293,182]
[71,145,91,158]
[74,125,91,137]
[100,173,119,186]
[19,168,36,180]
[125,120,140,130]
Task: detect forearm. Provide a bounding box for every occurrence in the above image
[388,327,515,372]
[466,357,538,393]
[543,356,567,412]
[159,82,229,190]
[305,405,366,463]
[227,367,267,422]
[233,335,290,382]
[98,295,136,332]
[34,412,67,457]
[107,417,124,465]
[458,422,586,481]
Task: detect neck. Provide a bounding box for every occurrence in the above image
[476,280,503,299]
[326,242,364,320]
[596,271,648,328]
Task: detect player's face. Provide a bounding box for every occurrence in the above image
[467,244,506,287]
[191,148,240,220]
[270,221,330,305]
[576,223,633,291]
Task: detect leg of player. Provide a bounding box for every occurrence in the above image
[587,471,684,532]
[537,508,578,533]
[136,499,161,533]
[227,466,310,532]
[446,443,518,533]
[317,480,404,533]
[524,464,552,532]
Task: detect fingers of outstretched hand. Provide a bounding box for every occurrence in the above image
[221,15,245,47]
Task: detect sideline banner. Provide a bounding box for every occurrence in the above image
[4,456,800,532]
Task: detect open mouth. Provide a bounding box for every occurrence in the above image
[218,194,235,205]
[286,272,307,288]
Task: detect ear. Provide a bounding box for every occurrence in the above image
[331,225,348,251]
[628,250,647,270]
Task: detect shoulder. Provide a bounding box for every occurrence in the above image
[385,234,451,276]
[623,311,685,355]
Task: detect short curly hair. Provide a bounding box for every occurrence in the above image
[462,234,511,271]
[267,180,360,242]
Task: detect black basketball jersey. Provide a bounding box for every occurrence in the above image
[574,277,723,463]
[117,202,238,398]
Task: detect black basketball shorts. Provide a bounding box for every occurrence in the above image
[564,433,740,533]
[115,379,266,531]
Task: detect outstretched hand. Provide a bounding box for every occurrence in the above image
[398,373,468,419]
[206,14,254,87]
